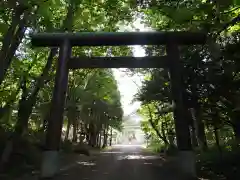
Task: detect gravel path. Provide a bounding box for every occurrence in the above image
[55,145,181,180]
[14,145,189,180]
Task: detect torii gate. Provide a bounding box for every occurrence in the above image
[31,32,206,178]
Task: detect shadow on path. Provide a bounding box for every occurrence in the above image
[54,145,180,180]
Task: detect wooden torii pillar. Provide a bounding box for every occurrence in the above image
[31,32,206,178]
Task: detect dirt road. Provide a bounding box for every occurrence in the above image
[55,145,180,180]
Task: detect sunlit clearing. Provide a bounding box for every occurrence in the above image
[77,161,96,166]
[117,155,160,160]
[113,144,144,147]
[100,151,124,154]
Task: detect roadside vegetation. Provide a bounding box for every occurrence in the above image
[1,0,240,179]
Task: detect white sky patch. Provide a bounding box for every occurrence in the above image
[113,69,142,116]
[114,15,152,116]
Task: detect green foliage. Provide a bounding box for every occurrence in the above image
[126,1,240,178]
[197,141,240,179]
[234,0,240,6]
[0,0,134,130]
[147,139,165,153]
[1,0,240,177]
[136,2,240,148]
[138,102,174,146]
[0,0,136,176]
[65,69,123,135]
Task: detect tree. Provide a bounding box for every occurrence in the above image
[0,0,135,175]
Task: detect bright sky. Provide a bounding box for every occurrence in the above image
[113,17,152,116]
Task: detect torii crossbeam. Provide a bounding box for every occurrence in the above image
[31,31,207,178]
[31,31,206,47]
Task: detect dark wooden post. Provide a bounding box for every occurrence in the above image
[166,42,196,177]
[41,39,71,178]
[110,127,113,146]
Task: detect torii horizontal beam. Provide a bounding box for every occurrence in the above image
[31,31,207,47]
[68,56,168,68]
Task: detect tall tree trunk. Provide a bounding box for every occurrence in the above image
[167,43,195,178]
[191,106,208,150]
[233,123,240,140]
[85,125,90,145]
[72,119,77,142]
[190,125,198,148]
[232,112,240,141]
[0,76,28,167]
[0,4,30,85]
[187,109,198,148]
[213,126,221,152]
[76,122,79,135]
[161,122,168,145]
[149,118,169,145]
[110,127,112,146]
[212,111,221,152]
[90,133,97,147]
[2,0,73,151]
[15,49,56,133]
[99,131,102,147]
[195,116,208,150]
[0,48,55,167]
[41,38,71,178]
[88,123,97,147]
[190,86,208,150]
[64,119,71,142]
[96,133,99,147]
[147,105,169,145]
[40,6,76,176]
[102,125,108,148]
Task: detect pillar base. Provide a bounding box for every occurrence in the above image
[177,151,196,178]
[40,151,59,178]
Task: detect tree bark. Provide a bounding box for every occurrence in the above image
[161,121,168,145]
[89,123,97,147]
[14,49,56,134]
[64,119,71,142]
[167,42,195,178]
[72,118,77,142]
[232,112,240,141]
[99,131,102,147]
[0,46,56,167]
[190,88,208,150]
[0,4,29,85]
[110,127,113,146]
[90,133,97,147]
[213,126,221,152]
[149,118,169,145]
[12,44,55,133]
[166,43,192,151]
[195,112,208,150]
[187,109,198,148]
[102,125,108,148]
[147,105,169,145]
[40,7,76,176]
[233,123,240,140]
[190,125,198,148]
[41,40,71,178]
[96,133,99,147]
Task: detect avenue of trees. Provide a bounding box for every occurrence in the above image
[135,0,240,179]
[1,0,240,179]
[0,0,135,176]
